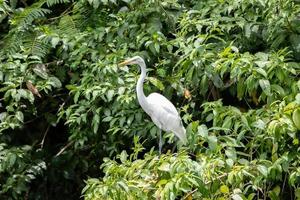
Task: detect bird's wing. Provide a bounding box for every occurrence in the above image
[146,93,179,116]
[146,93,187,143]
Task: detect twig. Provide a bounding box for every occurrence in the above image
[55,140,74,157]
[20,0,28,7]
[183,189,197,200]
[282,173,287,198]
[205,173,228,185]
[24,115,43,124]
[40,125,50,149]
[48,3,75,21]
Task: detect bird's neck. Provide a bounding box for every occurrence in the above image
[136,61,150,112]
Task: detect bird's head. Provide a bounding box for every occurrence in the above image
[118,56,144,66]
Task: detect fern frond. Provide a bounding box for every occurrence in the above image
[1,30,24,56]
[57,15,78,36]
[12,2,51,28]
[22,33,51,58]
[46,0,71,7]
[0,0,11,23]
[68,2,93,30]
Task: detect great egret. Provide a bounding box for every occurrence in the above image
[119,56,187,153]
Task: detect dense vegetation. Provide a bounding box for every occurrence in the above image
[0,0,300,199]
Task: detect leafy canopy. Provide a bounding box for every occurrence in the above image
[0,0,300,199]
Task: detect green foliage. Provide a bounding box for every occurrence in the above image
[0,143,46,199]
[0,0,300,199]
[83,149,208,200]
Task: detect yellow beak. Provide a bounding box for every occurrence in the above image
[118,60,132,66]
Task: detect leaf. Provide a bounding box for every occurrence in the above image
[158,162,170,171]
[220,185,229,194]
[51,37,60,48]
[74,91,80,103]
[186,176,199,187]
[295,93,300,104]
[154,43,160,53]
[46,0,71,6]
[117,181,129,193]
[259,79,271,96]
[102,116,112,122]
[293,138,299,145]
[157,179,168,186]
[292,109,300,130]
[9,154,17,167]
[10,0,18,9]
[148,77,164,90]
[135,112,142,122]
[18,89,29,99]
[33,64,48,79]
[126,115,134,125]
[88,0,100,9]
[16,111,24,122]
[225,148,237,161]
[226,159,234,167]
[255,67,268,78]
[231,194,243,200]
[197,124,208,138]
[118,87,125,95]
[222,116,232,129]
[150,126,157,138]
[208,135,217,151]
[211,74,223,88]
[269,185,281,200]
[106,90,114,101]
[295,188,300,199]
[0,71,3,82]
[237,81,245,100]
[253,119,266,130]
[257,165,268,177]
[255,51,269,60]
[119,150,128,163]
[119,116,126,127]
[247,193,256,200]
[157,68,166,77]
[92,114,100,133]
[49,76,62,88]
[290,34,300,53]
[245,23,251,38]
[65,84,77,90]
[271,84,285,96]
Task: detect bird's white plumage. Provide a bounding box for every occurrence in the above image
[147,93,187,143]
[147,93,178,116]
[119,56,187,149]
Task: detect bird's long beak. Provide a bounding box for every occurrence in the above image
[118,59,132,66]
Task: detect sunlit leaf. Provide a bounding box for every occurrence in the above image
[259,79,271,96]
[148,77,164,90]
[292,109,300,130]
[220,185,229,194]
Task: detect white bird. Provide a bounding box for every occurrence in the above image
[119,56,187,153]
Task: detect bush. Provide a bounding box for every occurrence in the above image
[0,0,299,199]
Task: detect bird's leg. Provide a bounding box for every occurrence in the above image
[159,128,163,154]
[171,142,177,153]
